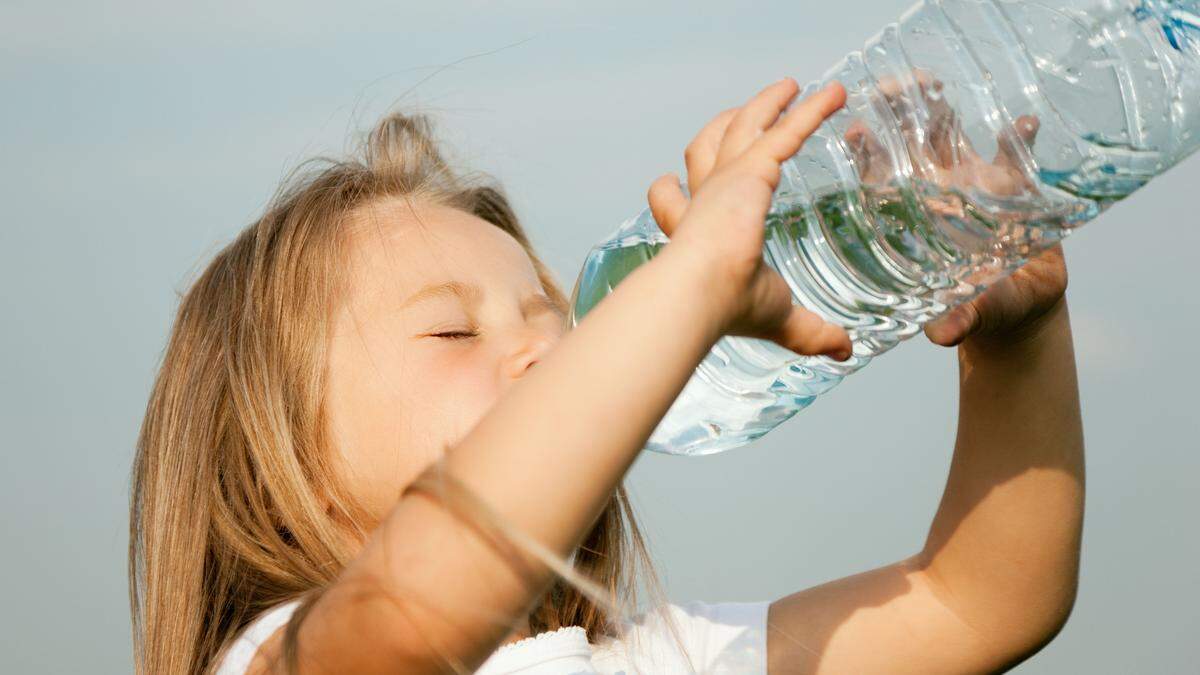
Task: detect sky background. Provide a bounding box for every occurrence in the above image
[2,1,1197,672]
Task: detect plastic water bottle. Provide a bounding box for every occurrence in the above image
[569,0,1200,456]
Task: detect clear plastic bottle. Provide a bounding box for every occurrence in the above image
[568,0,1200,456]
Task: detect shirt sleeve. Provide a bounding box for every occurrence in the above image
[214,601,301,675]
[593,599,771,674]
[669,600,771,674]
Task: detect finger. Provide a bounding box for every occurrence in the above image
[923,302,981,347]
[928,102,967,170]
[775,306,853,360]
[685,107,738,195]
[995,114,1040,171]
[875,68,934,101]
[845,120,873,177]
[913,68,939,93]
[647,173,689,238]
[714,77,802,167]
[1024,242,1068,290]
[751,81,848,164]
[914,74,993,173]
[875,73,904,101]
[845,119,889,184]
[1040,241,1065,264]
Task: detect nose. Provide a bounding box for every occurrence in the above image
[505,330,557,380]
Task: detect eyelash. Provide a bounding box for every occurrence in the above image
[430,330,479,341]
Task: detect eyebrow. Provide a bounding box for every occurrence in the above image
[401,280,564,320]
[401,280,481,310]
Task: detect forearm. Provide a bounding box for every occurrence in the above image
[441,243,724,559]
[301,244,725,672]
[917,297,1084,651]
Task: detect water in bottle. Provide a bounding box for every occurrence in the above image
[569,0,1200,456]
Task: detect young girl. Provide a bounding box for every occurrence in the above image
[130,78,1084,674]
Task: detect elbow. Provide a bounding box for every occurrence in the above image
[299,576,498,675]
[1040,576,1081,641]
[1027,549,1082,651]
[997,576,1080,668]
[912,553,1081,670]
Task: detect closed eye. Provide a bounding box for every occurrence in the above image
[429,330,479,340]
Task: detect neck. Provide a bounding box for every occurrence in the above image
[501,618,533,646]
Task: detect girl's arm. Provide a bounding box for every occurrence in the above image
[294,245,728,673]
[251,80,852,674]
[767,248,1084,674]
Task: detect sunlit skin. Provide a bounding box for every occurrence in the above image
[323,200,574,647]
[249,79,1082,674]
[326,200,566,524]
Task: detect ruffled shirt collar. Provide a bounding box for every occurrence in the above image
[474,625,596,674]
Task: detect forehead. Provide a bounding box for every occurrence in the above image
[342,198,540,297]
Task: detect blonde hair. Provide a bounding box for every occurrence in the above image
[129,112,659,675]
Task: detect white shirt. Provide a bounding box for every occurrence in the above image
[216,599,770,674]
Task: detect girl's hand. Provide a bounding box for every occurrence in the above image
[847,70,1043,197]
[924,243,1068,348]
[647,78,853,361]
[839,69,1068,349]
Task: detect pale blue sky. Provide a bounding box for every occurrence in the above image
[2,1,1197,672]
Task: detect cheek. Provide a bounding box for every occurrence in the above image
[416,349,502,445]
[327,342,504,522]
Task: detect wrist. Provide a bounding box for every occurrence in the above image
[960,296,1070,361]
[653,241,736,344]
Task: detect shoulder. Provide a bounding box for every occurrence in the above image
[214,601,302,675]
[592,600,771,674]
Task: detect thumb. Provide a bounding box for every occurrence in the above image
[775,306,853,360]
[647,173,689,238]
[924,302,981,347]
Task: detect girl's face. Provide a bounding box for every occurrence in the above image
[325,198,565,522]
